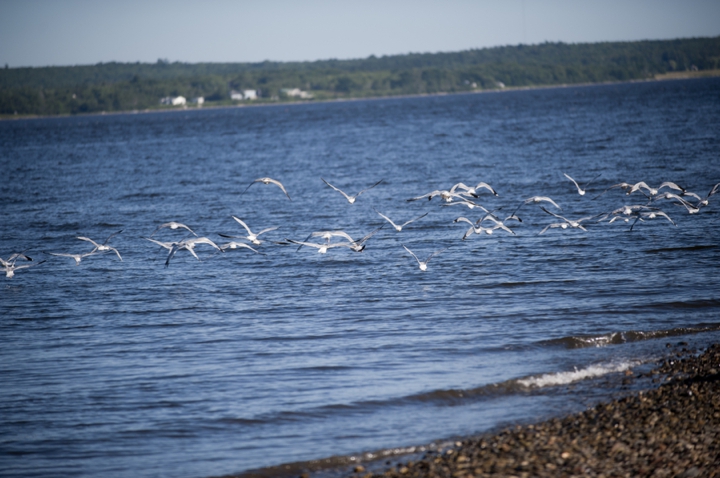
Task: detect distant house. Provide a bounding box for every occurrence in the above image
[230,90,258,100]
[280,88,313,99]
[191,97,205,106]
[160,96,187,106]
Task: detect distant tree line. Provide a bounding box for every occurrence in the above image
[1,37,718,116]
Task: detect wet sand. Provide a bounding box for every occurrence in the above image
[232,343,720,478]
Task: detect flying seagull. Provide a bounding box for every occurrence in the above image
[76,230,123,261]
[374,208,428,232]
[563,173,600,196]
[321,178,383,204]
[450,181,498,197]
[402,245,447,271]
[222,216,279,245]
[3,260,45,278]
[241,177,291,200]
[150,222,197,237]
[47,251,100,265]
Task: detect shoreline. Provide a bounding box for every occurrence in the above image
[3,70,720,122]
[227,343,720,478]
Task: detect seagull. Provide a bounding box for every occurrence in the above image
[295,226,383,253]
[76,230,123,261]
[651,191,692,203]
[286,239,352,254]
[150,222,197,237]
[47,251,100,265]
[402,245,446,271]
[295,230,355,251]
[481,215,517,235]
[407,190,466,203]
[219,242,263,254]
[0,251,33,268]
[540,207,599,231]
[345,226,385,252]
[144,237,177,252]
[374,208,428,231]
[697,182,720,207]
[3,259,45,278]
[598,204,658,222]
[450,181,498,197]
[440,197,492,211]
[223,216,279,245]
[165,237,222,267]
[592,182,635,200]
[628,181,685,197]
[145,237,196,261]
[511,196,561,216]
[564,173,600,196]
[539,222,573,235]
[453,217,514,240]
[321,178,383,204]
[629,210,676,231]
[241,177,291,200]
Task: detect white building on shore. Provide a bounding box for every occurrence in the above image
[230,90,258,101]
[159,96,187,106]
[280,88,313,99]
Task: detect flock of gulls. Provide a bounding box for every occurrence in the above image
[2,174,719,278]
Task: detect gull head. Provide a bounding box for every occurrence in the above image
[419,263,427,271]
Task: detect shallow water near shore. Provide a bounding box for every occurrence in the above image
[1,78,720,478]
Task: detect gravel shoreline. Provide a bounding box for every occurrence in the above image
[231,343,720,478]
[344,344,720,478]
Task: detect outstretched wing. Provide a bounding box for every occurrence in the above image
[322,178,352,201]
[402,245,421,265]
[355,179,383,197]
[401,212,428,227]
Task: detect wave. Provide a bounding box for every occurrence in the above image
[403,359,640,405]
[233,360,638,477]
[539,323,720,349]
[644,244,718,254]
[516,361,635,388]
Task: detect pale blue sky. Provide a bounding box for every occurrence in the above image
[1,0,719,67]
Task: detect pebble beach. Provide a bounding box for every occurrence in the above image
[342,344,720,478]
[234,343,720,478]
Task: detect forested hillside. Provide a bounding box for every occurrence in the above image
[1,36,718,116]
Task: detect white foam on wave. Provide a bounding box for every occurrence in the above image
[518,361,636,389]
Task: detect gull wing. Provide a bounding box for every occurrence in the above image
[355,179,383,197]
[425,247,448,263]
[402,245,421,265]
[321,178,352,201]
[267,178,292,200]
[374,208,400,229]
[564,173,582,194]
[103,229,123,245]
[231,216,254,235]
[77,236,101,248]
[256,226,279,236]
[401,212,428,227]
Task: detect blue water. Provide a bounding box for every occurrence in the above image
[1,78,720,478]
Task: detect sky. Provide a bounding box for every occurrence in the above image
[1,0,719,68]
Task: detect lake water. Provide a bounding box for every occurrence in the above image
[2,78,720,478]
